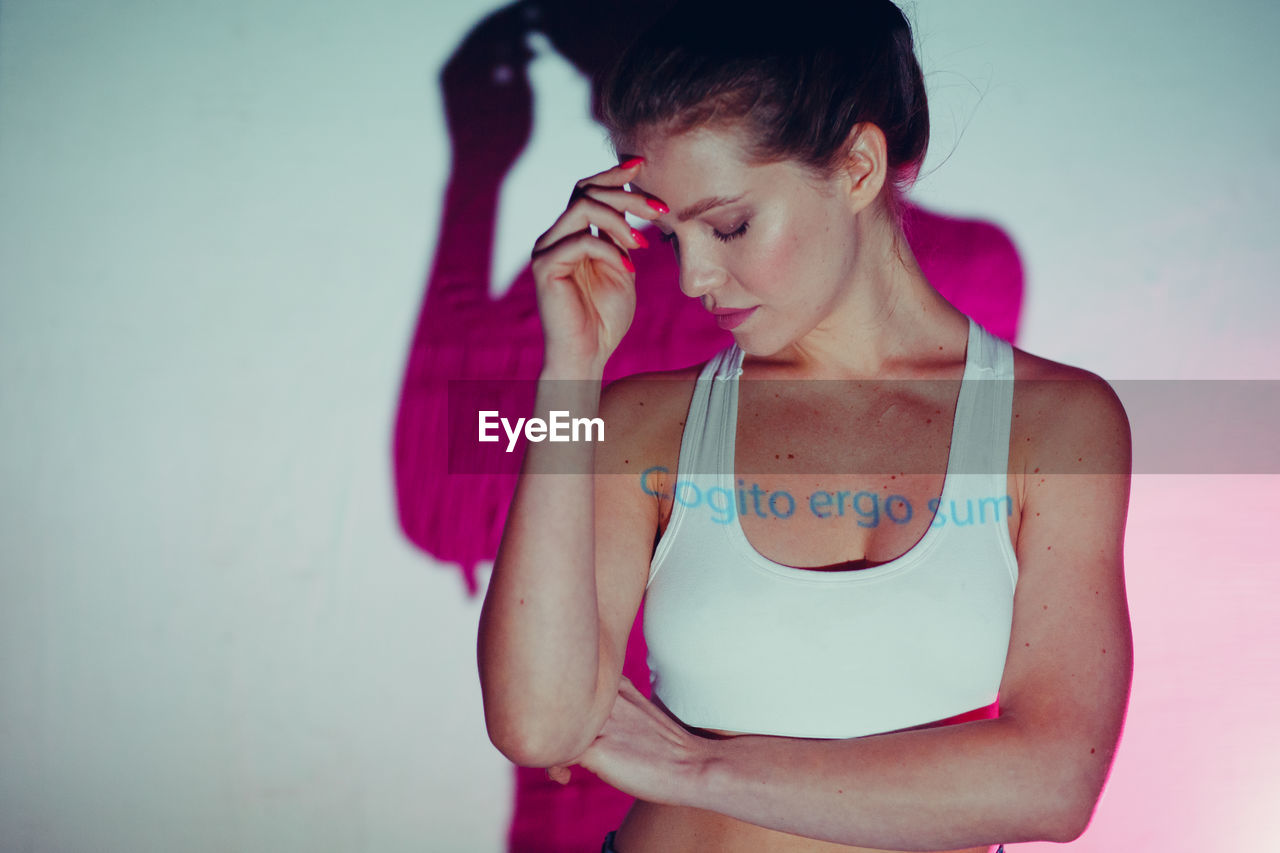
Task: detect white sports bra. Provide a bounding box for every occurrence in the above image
[643,317,1018,739]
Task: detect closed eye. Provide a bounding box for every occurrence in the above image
[659,220,749,247]
[713,221,749,243]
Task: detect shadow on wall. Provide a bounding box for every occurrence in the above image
[393,2,1024,850]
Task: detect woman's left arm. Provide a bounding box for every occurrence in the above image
[571,374,1133,851]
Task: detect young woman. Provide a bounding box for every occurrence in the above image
[477,2,1133,851]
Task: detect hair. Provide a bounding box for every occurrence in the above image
[596,0,929,226]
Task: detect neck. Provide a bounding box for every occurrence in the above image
[750,207,968,380]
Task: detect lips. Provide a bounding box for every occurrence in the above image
[711,306,758,331]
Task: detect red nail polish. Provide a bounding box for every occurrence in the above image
[621,255,635,273]
[620,157,644,169]
[645,198,669,214]
[631,228,649,249]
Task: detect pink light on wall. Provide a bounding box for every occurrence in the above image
[1014,474,1280,852]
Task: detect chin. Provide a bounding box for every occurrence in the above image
[731,329,790,359]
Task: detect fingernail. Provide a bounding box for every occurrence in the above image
[620,156,644,169]
[622,255,636,273]
[631,228,649,249]
[645,198,669,214]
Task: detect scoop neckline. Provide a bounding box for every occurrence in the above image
[718,318,979,584]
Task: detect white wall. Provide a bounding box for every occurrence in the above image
[1,1,1276,851]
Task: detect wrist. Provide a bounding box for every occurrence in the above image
[540,356,606,382]
[678,735,730,811]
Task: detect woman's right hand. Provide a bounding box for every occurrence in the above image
[530,159,666,374]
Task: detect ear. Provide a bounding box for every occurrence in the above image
[838,123,889,215]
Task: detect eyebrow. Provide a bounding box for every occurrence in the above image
[676,194,744,222]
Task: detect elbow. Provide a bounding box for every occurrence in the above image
[483,711,592,769]
[1001,737,1103,843]
[1043,806,1093,844]
[1011,791,1093,844]
[478,667,602,767]
[486,727,562,769]
[1032,768,1102,843]
[1057,782,1102,843]
[1003,715,1114,843]
[1040,802,1092,844]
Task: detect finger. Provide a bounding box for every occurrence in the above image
[570,160,669,224]
[531,230,635,280]
[574,156,646,192]
[579,185,667,227]
[535,195,644,256]
[546,764,571,785]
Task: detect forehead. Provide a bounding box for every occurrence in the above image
[631,123,750,165]
[625,124,827,210]
[627,126,758,199]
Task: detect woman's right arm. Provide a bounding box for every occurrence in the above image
[476,159,666,768]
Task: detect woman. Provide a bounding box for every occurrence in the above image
[477,2,1132,851]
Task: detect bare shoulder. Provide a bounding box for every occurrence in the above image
[601,364,703,416]
[1010,347,1131,477]
[597,364,704,471]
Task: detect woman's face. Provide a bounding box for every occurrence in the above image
[628,124,864,357]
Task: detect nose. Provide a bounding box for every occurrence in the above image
[677,245,725,300]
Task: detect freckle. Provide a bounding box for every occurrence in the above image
[624,459,629,464]
[1102,648,1106,654]
[837,789,844,794]
[775,454,780,459]
[890,475,896,479]
[519,598,525,605]
[1047,545,1052,550]
[1034,467,1040,473]
[1015,413,1020,418]
[926,418,932,424]
[1090,748,1096,754]
[1025,642,1030,647]
[1078,457,1083,462]
[1043,605,1048,610]
[1026,437,1031,442]
[1035,512,1041,517]
[1040,478,1045,483]
[788,453,794,459]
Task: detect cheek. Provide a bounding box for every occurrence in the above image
[739,221,805,295]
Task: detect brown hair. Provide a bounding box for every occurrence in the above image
[597,0,929,223]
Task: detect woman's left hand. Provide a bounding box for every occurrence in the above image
[547,677,711,806]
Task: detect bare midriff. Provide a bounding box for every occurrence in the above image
[613,798,994,853]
